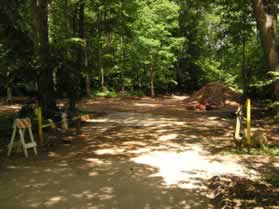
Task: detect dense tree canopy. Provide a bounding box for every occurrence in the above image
[0,0,278,114]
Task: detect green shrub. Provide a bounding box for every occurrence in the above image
[93,88,118,98]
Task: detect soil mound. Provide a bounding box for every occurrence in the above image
[185,82,241,110]
[208,175,279,209]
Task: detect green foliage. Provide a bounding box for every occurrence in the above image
[129,0,184,94]
[94,88,118,98]
[129,90,145,97]
[225,145,279,157]
[0,0,35,94]
[56,38,87,49]
[0,0,278,103]
[269,101,279,117]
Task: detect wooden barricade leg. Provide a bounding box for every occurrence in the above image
[76,117,81,135]
[234,110,241,139]
[8,118,38,158]
[8,122,17,157]
[28,127,38,155]
[19,128,29,158]
[234,107,243,149]
[61,112,68,130]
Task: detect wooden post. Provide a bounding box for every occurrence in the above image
[76,117,81,135]
[61,111,68,130]
[234,107,242,149]
[246,98,251,152]
[37,107,44,144]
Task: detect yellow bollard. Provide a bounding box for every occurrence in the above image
[36,107,44,144]
[246,98,251,147]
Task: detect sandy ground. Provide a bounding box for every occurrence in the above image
[0,96,278,209]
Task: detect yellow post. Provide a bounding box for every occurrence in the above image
[246,98,251,147]
[36,107,44,144]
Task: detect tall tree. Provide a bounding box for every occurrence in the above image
[132,0,184,96]
[215,0,254,96]
[32,0,56,115]
[68,0,85,112]
[252,0,279,99]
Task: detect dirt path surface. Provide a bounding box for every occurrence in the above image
[0,96,278,209]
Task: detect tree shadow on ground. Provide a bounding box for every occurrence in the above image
[0,126,213,209]
[0,108,277,209]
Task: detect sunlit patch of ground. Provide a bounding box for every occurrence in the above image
[87,112,187,127]
[134,103,159,107]
[83,111,260,192]
[170,95,189,100]
[132,146,258,189]
[0,104,21,113]
[0,104,20,110]
[0,97,26,114]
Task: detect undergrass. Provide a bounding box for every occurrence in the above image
[223,144,279,156]
[93,89,118,98]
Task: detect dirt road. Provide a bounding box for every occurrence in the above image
[0,96,278,209]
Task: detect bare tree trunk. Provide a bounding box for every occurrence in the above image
[85,74,91,96]
[69,0,84,112]
[150,66,155,97]
[101,67,105,89]
[7,87,12,102]
[53,69,57,92]
[84,41,91,96]
[241,39,248,97]
[98,29,104,89]
[32,0,56,116]
[64,0,70,34]
[6,72,12,102]
[252,0,279,99]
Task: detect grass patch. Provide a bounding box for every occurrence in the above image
[223,144,279,157]
[92,89,118,98]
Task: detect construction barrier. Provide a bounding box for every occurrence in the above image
[8,118,38,158]
[234,98,252,152]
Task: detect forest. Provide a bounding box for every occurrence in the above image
[0,0,278,113]
[0,0,279,209]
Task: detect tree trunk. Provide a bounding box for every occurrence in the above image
[252,0,279,99]
[76,0,84,102]
[150,66,155,97]
[64,0,70,33]
[241,39,248,97]
[85,74,91,96]
[98,30,104,89]
[78,0,85,44]
[69,0,84,112]
[7,87,12,102]
[84,41,90,96]
[32,0,56,116]
[6,72,12,102]
[101,67,105,89]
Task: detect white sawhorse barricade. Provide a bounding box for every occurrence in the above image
[8,118,38,158]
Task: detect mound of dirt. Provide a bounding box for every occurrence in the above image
[208,175,279,209]
[185,82,241,110]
